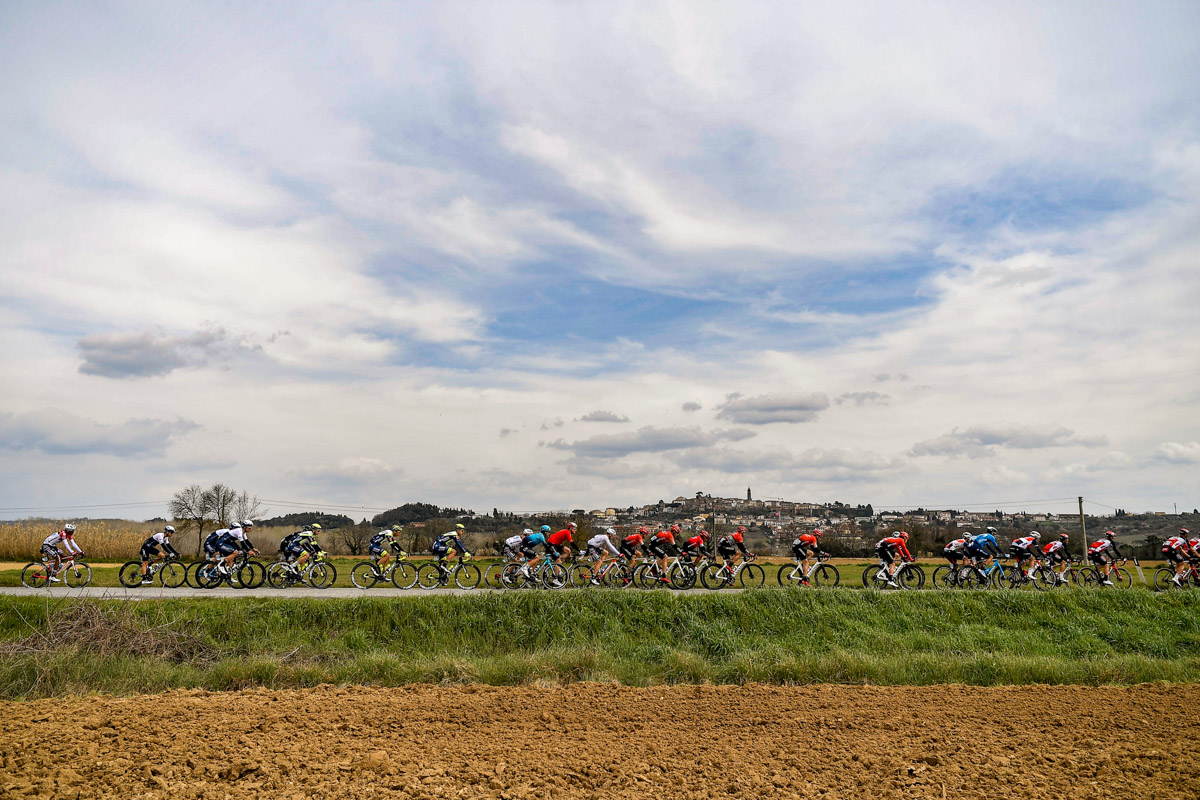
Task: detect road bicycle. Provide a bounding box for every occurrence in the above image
[633,552,698,589]
[700,553,765,589]
[351,551,416,589]
[862,559,925,590]
[1154,559,1200,591]
[118,556,186,588]
[417,554,482,590]
[932,559,974,589]
[501,552,567,589]
[20,552,91,588]
[196,551,269,589]
[956,558,1012,589]
[1080,558,1133,589]
[567,552,628,588]
[777,552,840,588]
[1038,558,1085,589]
[264,549,337,589]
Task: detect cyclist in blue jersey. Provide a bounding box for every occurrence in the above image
[520,525,551,578]
[967,527,1003,567]
[431,523,471,564]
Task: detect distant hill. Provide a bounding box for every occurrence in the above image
[256,512,354,529]
[371,503,472,528]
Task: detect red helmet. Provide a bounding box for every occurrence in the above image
[736,526,747,534]
[670,525,680,534]
[898,531,909,541]
[638,526,649,535]
[1059,533,1069,540]
[813,529,823,538]
[700,530,710,540]
[1104,530,1115,539]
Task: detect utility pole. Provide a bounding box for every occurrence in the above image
[1077,496,1088,560]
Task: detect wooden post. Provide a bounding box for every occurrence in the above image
[1077,496,1087,560]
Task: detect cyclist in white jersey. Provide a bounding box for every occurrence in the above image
[585,528,620,584]
[502,531,528,561]
[41,524,83,582]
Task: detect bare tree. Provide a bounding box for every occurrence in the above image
[336,520,374,556]
[230,491,264,525]
[207,483,239,528]
[169,484,215,557]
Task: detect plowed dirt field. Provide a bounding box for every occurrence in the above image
[2,683,1196,799]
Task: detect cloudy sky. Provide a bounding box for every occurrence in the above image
[1,1,1198,520]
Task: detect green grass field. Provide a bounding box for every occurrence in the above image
[1,590,1197,698]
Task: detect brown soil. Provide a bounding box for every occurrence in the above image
[1,683,1196,799]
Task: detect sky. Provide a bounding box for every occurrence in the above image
[1,1,1198,521]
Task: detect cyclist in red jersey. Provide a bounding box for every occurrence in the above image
[547,522,577,566]
[648,525,679,583]
[1041,534,1070,586]
[621,528,647,561]
[875,532,912,586]
[1087,531,1125,586]
[1161,528,1195,587]
[680,530,709,564]
[790,529,822,585]
[716,526,751,568]
[1009,532,1042,579]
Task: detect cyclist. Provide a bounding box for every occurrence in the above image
[293,524,323,573]
[716,526,751,570]
[680,529,710,566]
[791,529,822,586]
[620,527,648,562]
[369,525,405,572]
[519,526,550,578]
[648,525,679,584]
[943,535,969,575]
[547,522,577,565]
[1042,533,1070,586]
[279,527,304,563]
[432,523,471,564]
[1009,531,1042,579]
[502,530,529,562]
[967,526,1003,568]
[1087,530,1126,586]
[875,531,913,587]
[138,525,179,584]
[40,523,83,583]
[220,521,259,572]
[584,527,621,585]
[1161,529,1194,587]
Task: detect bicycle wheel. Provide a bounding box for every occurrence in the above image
[160,560,187,588]
[566,562,592,588]
[737,564,766,588]
[812,564,839,588]
[351,561,380,589]
[541,563,568,589]
[63,562,92,588]
[184,561,204,588]
[483,562,506,589]
[1079,567,1101,587]
[499,563,525,589]
[118,561,145,588]
[630,563,654,589]
[416,563,444,589]
[862,564,889,589]
[1032,567,1056,591]
[896,564,923,590]
[699,563,729,590]
[931,565,951,589]
[391,562,418,589]
[20,562,50,588]
[454,563,482,590]
[777,562,803,587]
[266,561,292,589]
[306,562,335,589]
[606,562,634,589]
[1154,567,1178,591]
[1111,568,1133,589]
[195,563,225,589]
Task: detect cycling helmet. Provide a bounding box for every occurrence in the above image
[568,522,577,530]
[63,523,76,533]
[164,525,176,534]
[540,525,551,533]
[700,530,710,541]
[986,526,997,534]
[392,524,402,532]
[669,524,680,534]
[638,526,649,535]
[1104,530,1115,539]
[605,527,616,536]
[737,526,747,534]
[1030,531,1041,541]
[813,529,824,538]
[311,523,322,531]
[243,520,254,528]
[898,531,909,540]
[1059,533,1069,540]
[230,521,242,529]
[1181,527,1191,535]
[523,528,533,536]
[455,523,465,530]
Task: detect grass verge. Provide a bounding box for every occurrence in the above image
[1,590,1197,697]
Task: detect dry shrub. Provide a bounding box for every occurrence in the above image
[1,601,219,664]
[0,520,153,561]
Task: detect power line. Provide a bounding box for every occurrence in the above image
[879,497,1078,510]
[0,501,167,512]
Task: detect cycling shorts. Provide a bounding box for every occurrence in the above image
[1045,551,1067,564]
[585,545,605,561]
[216,541,237,556]
[501,546,521,562]
[648,542,674,557]
[430,544,449,558]
[792,543,813,559]
[368,544,384,557]
[875,546,895,564]
[547,542,565,557]
[716,543,737,558]
[943,547,964,562]
[1088,551,1111,565]
[520,546,538,560]
[40,543,60,560]
[140,544,160,561]
[1163,549,1185,564]
[1011,547,1036,560]
[283,543,304,557]
[619,544,639,560]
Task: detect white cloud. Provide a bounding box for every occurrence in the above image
[1156,442,1200,465]
[576,410,630,423]
[287,458,402,484]
[546,426,756,459]
[0,409,197,457]
[715,392,830,425]
[911,424,1108,459]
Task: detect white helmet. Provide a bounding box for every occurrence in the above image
[605,527,616,536]
[164,525,175,534]
[523,529,532,536]
[1030,531,1041,540]
[242,520,254,528]
[230,521,243,529]
[63,523,77,533]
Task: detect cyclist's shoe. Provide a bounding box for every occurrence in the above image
[1172,576,1183,585]
[141,576,153,584]
[1103,580,1114,586]
[801,579,810,586]
[589,578,601,586]
[49,576,61,583]
[659,576,671,583]
[886,580,898,588]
